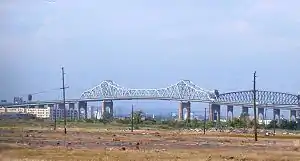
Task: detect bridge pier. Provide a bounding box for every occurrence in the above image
[226,105,233,121]
[78,101,87,119]
[58,103,64,110]
[209,104,220,122]
[69,103,75,120]
[273,109,280,120]
[50,104,58,121]
[258,107,265,120]
[241,106,249,116]
[51,103,65,120]
[178,101,191,121]
[290,109,297,121]
[102,100,113,119]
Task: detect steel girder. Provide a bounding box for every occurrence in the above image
[215,90,300,106]
[80,80,215,102]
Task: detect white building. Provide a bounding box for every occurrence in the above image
[0,106,50,118]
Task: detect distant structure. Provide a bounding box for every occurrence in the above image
[28,94,33,102]
[0,112,36,119]
[1,79,299,122]
[0,106,50,118]
[50,108,78,120]
[184,112,194,120]
[13,97,23,104]
[90,106,101,119]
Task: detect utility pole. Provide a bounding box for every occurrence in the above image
[131,104,134,132]
[61,67,69,135]
[204,108,206,135]
[253,71,258,141]
[273,109,276,134]
[54,104,57,130]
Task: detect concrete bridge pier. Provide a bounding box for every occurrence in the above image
[258,107,265,120]
[69,103,75,120]
[242,106,249,116]
[102,100,114,119]
[78,101,87,119]
[58,103,64,110]
[178,101,191,121]
[290,109,297,121]
[273,109,280,120]
[55,103,67,120]
[226,105,233,121]
[209,104,220,122]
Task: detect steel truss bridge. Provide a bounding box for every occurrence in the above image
[80,80,300,107]
[2,80,300,108]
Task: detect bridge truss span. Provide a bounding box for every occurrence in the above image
[80,80,216,102]
[215,90,300,106]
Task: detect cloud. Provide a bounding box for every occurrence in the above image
[246,0,300,20]
[1,0,299,56]
[216,20,252,36]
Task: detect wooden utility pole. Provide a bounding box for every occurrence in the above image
[253,71,258,141]
[204,108,206,135]
[54,104,57,130]
[131,104,134,132]
[62,67,67,135]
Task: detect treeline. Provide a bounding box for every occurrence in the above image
[57,110,299,131]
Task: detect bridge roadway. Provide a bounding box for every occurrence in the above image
[1,100,299,110]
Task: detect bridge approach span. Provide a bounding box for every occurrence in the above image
[215,90,300,106]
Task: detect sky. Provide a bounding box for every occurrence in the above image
[1,0,300,117]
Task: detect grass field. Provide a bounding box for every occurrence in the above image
[1,120,300,161]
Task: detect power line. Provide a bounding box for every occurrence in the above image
[30,88,62,95]
[16,88,62,98]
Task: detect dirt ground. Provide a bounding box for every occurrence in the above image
[1,127,300,161]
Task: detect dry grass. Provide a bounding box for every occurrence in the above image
[2,122,300,161]
[1,145,300,161]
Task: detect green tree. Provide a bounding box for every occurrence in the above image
[279,119,297,130]
[205,120,214,129]
[189,118,200,129]
[266,120,278,129]
[229,117,247,128]
[133,110,144,124]
[101,111,112,124]
[287,121,297,130]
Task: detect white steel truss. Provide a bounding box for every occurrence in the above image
[214,90,299,106]
[80,80,216,102]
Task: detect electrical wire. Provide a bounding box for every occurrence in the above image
[18,87,62,97]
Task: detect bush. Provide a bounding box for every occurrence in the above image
[143,120,156,125]
[134,125,140,129]
[158,125,171,129]
[115,119,130,124]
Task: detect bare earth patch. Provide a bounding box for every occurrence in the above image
[1,128,300,161]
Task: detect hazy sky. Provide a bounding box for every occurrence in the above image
[1,0,300,116]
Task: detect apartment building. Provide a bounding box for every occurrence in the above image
[0,106,51,119]
[6,107,25,113]
[25,107,50,118]
[0,107,6,113]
